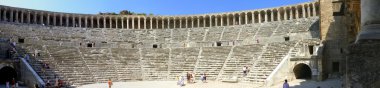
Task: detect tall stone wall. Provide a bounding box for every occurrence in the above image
[347,43,380,88]
[0,2,318,29]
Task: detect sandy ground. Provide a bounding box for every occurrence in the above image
[78,81,258,88]
[78,78,341,88]
[271,79,342,88]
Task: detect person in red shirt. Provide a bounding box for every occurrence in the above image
[11,78,15,88]
[108,79,113,88]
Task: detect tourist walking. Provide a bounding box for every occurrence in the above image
[201,73,207,83]
[108,78,113,88]
[191,72,196,83]
[11,78,15,88]
[186,72,191,83]
[177,76,185,87]
[6,81,9,88]
[283,79,289,88]
[243,66,248,76]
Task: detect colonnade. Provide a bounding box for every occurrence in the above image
[0,2,318,29]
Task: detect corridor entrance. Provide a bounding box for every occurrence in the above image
[293,63,311,79]
[0,66,17,84]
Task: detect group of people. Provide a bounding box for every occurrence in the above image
[243,66,250,77]
[5,78,17,88]
[40,62,50,77]
[177,72,207,87]
[45,75,64,88]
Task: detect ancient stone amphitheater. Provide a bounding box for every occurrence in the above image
[0,1,325,88]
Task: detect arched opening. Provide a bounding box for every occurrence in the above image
[199,16,204,27]
[186,17,192,28]
[240,13,246,25]
[0,66,17,84]
[293,63,311,79]
[247,12,253,24]
[211,15,216,27]
[205,15,210,27]
[260,11,266,23]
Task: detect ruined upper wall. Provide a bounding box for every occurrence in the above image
[0,2,319,29]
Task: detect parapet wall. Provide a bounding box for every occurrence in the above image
[0,2,318,29]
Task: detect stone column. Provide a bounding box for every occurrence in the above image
[258,13,261,23]
[72,15,76,27]
[15,11,19,23]
[59,14,63,26]
[295,8,299,19]
[121,17,124,29]
[2,9,6,21]
[97,17,100,28]
[144,17,146,29]
[239,14,242,25]
[53,13,56,26]
[138,17,141,29]
[103,16,106,28]
[179,18,182,28]
[174,18,177,28]
[191,18,194,28]
[155,18,158,29]
[109,16,113,28]
[233,15,236,25]
[271,11,274,22]
[126,17,129,29]
[215,16,218,26]
[47,14,50,25]
[167,18,170,29]
[20,11,24,23]
[10,9,13,22]
[264,13,267,22]
[85,16,88,28]
[150,17,153,29]
[27,12,31,24]
[115,17,119,28]
[245,13,248,24]
[220,16,223,26]
[285,10,288,20]
[0,8,2,21]
[252,12,255,23]
[302,5,306,18]
[357,0,380,40]
[185,17,188,28]
[307,5,311,17]
[277,10,281,21]
[227,16,230,26]
[40,12,44,24]
[91,16,94,28]
[78,16,82,27]
[161,18,164,29]
[197,17,200,27]
[290,9,293,19]
[312,4,316,16]
[66,14,69,27]
[132,17,135,29]
[203,16,206,27]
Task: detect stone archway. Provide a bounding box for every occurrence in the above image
[293,63,312,79]
[0,66,17,84]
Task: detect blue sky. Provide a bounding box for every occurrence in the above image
[0,0,312,15]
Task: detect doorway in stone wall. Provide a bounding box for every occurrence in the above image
[293,63,312,79]
[0,66,17,84]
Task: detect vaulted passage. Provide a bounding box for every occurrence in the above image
[0,66,17,84]
[293,63,311,79]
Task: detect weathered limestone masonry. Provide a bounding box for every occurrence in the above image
[0,1,324,87]
[0,2,318,29]
[347,43,380,88]
[346,0,380,87]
